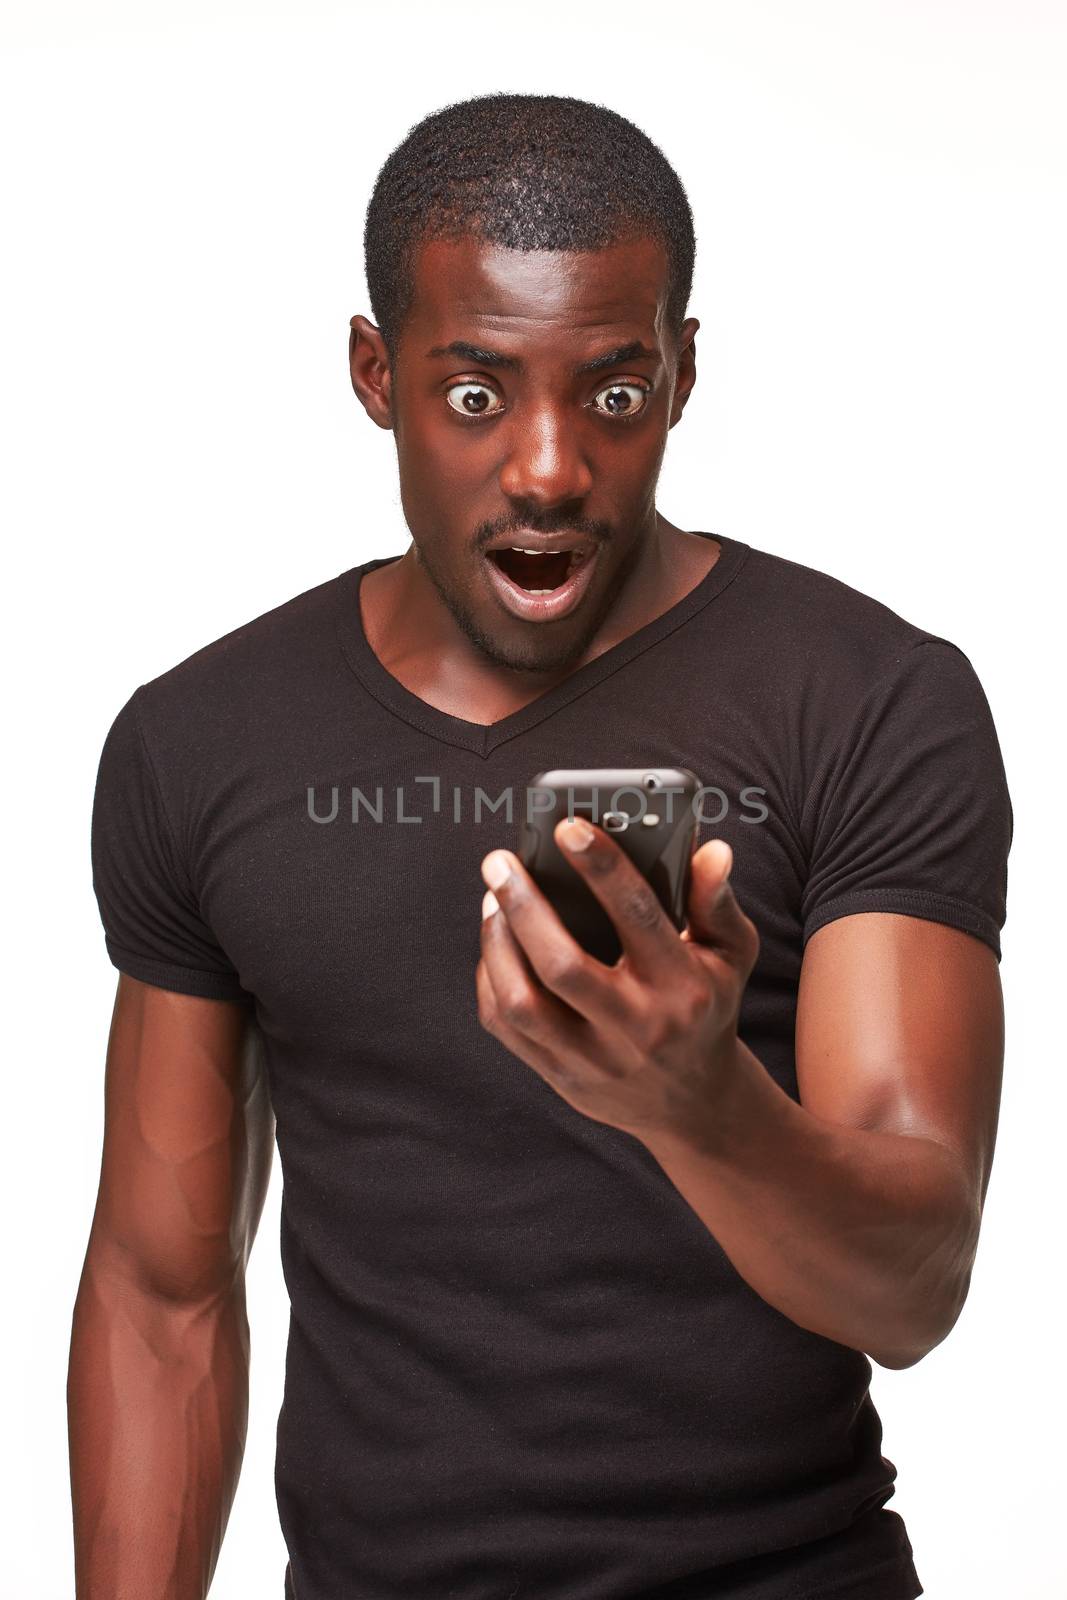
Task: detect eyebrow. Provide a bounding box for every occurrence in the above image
[424,339,659,374]
[578,341,659,374]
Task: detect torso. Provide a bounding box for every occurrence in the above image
[100,531,969,1599]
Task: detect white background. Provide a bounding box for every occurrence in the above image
[2,2,1063,1596]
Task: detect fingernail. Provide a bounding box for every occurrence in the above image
[482,851,513,891]
[482,889,499,920]
[559,817,595,851]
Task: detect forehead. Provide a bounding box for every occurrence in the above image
[403,235,672,351]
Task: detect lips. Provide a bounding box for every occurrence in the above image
[483,540,600,622]
[484,533,596,556]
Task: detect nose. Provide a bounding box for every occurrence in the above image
[498,403,594,508]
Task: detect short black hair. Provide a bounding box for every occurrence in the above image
[364,92,696,362]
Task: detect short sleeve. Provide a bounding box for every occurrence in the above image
[800,639,1013,961]
[90,687,255,1004]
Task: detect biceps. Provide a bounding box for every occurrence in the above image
[795,913,1004,1198]
[92,974,270,1301]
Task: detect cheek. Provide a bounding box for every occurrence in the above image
[395,420,495,528]
[411,416,505,493]
[396,414,452,488]
[587,431,664,497]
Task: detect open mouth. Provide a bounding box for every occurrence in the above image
[483,538,600,622]
[486,545,591,592]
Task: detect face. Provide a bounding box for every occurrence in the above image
[350,233,698,674]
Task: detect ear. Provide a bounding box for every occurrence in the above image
[349,314,394,431]
[668,317,699,429]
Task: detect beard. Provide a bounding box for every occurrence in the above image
[411,512,644,677]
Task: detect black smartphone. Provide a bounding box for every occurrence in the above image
[517,767,702,965]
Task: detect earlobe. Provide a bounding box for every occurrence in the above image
[349,314,394,431]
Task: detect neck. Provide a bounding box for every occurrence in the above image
[358,515,719,726]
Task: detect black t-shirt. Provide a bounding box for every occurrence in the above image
[90,532,1012,1600]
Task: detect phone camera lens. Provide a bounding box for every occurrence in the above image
[604,811,628,832]
[643,774,660,790]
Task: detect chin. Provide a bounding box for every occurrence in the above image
[467,614,594,676]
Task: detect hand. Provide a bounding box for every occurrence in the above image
[476,817,760,1141]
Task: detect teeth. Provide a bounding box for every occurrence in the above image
[510,546,571,556]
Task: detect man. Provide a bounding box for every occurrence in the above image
[69,92,1012,1600]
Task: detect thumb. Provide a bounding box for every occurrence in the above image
[685,839,758,965]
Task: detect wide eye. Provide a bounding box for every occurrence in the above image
[591,382,650,418]
[445,381,504,417]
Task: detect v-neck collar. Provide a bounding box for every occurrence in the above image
[333,531,751,758]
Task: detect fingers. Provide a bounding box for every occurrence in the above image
[479,842,636,1030]
[685,839,760,977]
[545,815,687,981]
[476,892,596,1074]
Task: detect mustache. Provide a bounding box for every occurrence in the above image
[474,512,613,551]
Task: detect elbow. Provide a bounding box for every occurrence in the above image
[870,1341,931,1371]
[868,1313,955,1370]
[870,1210,981,1371]
[869,1255,976,1371]
[871,1320,955,1368]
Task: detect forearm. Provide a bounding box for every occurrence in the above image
[67,1245,250,1599]
[639,1039,981,1368]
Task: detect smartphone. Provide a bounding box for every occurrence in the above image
[517,768,702,965]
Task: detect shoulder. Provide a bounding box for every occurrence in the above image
[738,540,956,659]
[129,565,359,750]
[142,566,356,698]
[704,540,1002,840]
[727,539,980,707]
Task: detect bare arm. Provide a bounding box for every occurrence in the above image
[67,974,275,1599]
[640,912,1004,1368]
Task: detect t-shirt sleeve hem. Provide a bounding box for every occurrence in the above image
[104,937,257,1005]
[802,887,1002,962]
